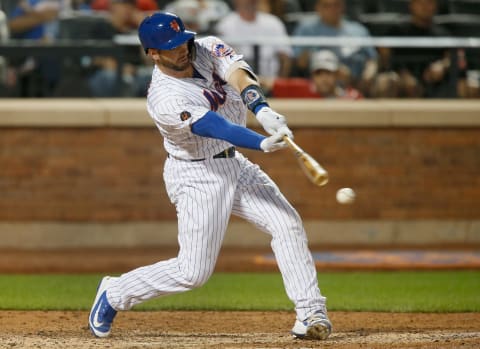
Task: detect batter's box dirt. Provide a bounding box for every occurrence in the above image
[0,311,479,349]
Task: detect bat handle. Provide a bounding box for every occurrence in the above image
[283,136,302,154]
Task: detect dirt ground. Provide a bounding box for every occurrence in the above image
[1,247,479,348]
[0,311,479,349]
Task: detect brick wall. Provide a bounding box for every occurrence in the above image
[1,126,479,221]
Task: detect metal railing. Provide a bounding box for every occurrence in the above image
[2,35,480,97]
[115,34,480,98]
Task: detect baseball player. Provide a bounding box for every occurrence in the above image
[88,11,332,340]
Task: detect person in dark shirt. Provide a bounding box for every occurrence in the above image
[386,0,465,98]
[88,0,157,97]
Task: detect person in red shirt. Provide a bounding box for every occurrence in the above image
[267,50,362,99]
[91,0,158,12]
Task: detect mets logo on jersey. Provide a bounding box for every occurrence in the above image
[180,111,191,121]
[212,43,234,57]
[170,20,181,32]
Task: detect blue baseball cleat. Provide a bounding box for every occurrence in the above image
[291,309,332,340]
[88,276,117,338]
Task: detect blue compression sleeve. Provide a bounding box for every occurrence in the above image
[191,111,265,150]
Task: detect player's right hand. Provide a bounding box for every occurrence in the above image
[260,130,289,153]
[256,107,293,139]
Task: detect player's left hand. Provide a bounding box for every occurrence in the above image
[260,129,289,153]
[256,107,293,139]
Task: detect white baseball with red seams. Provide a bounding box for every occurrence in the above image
[336,188,356,204]
[104,37,327,323]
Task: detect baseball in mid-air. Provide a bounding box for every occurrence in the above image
[336,188,356,204]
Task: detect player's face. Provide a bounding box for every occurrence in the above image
[151,43,191,72]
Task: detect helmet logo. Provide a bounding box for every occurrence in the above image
[170,20,181,32]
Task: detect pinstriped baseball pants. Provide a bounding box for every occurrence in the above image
[107,152,326,321]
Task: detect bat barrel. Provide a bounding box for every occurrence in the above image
[283,136,329,187]
[313,171,329,186]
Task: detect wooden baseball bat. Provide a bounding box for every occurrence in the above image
[283,136,329,187]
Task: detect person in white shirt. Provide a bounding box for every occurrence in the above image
[215,0,292,78]
[164,0,231,34]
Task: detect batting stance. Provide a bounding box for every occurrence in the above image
[89,11,332,340]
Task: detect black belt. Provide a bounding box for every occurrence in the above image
[168,147,235,162]
[212,146,236,159]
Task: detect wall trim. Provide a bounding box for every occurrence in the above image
[1,99,479,127]
[0,220,478,248]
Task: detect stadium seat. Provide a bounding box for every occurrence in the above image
[358,13,410,36]
[449,0,480,15]
[377,0,450,15]
[58,15,115,40]
[284,11,317,34]
[0,0,18,16]
[434,14,480,36]
[376,0,411,14]
[298,0,317,11]
[343,0,378,20]
[54,15,116,98]
[295,0,378,15]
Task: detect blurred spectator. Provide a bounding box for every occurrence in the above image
[8,0,63,42]
[1,1,20,16]
[384,0,466,98]
[256,0,302,24]
[0,9,9,96]
[90,0,156,25]
[164,0,231,35]
[91,0,158,13]
[6,0,67,96]
[462,70,480,98]
[71,0,93,11]
[88,0,156,96]
[292,0,378,94]
[299,0,318,11]
[215,0,293,78]
[263,49,362,99]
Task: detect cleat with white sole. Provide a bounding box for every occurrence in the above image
[291,310,332,340]
[88,276,117,338]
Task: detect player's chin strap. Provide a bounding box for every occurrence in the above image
[240,84,269,115]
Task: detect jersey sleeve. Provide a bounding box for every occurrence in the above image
[147,95,210,136]
[196,36,255,82]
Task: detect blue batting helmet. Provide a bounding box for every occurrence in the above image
[138,12,196,53]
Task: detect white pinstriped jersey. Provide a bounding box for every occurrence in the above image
[146,36,249,160]
[104,34,327,326]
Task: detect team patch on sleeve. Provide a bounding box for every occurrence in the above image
[244,89,260,104]
[211,43,235,57]
[180,111,192,121]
